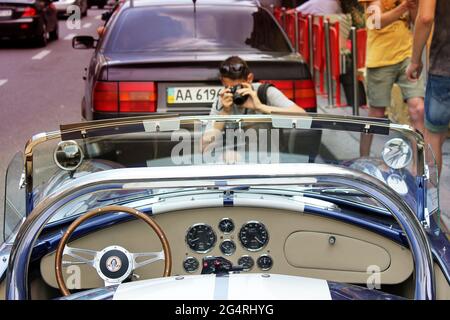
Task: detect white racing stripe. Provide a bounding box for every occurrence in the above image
[83,22,92,28]
[64,33,76,40]
[31,50,51,60]
[112,273,332,300]
[0,79,8,87]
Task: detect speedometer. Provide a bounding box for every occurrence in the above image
[238,221,269,251]
[186,224,217,253]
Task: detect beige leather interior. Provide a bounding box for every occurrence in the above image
[40,207,413,289]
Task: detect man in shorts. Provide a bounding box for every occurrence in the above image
[359,0,425,156]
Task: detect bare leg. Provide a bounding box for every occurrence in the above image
[406,97,425,134]
[424,128,447,176]
[360,107,386,157]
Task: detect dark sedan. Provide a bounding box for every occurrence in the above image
[0,0,58,46]
[74,0,317,120]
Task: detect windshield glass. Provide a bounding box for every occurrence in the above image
[105,6,291,53]
[28,114,439,224]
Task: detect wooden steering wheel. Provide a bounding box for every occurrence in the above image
[55,205,172,296]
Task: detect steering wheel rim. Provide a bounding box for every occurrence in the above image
[55,205,172,296]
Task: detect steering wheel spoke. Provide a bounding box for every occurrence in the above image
[131,250,165,269]
[62,246,98,267]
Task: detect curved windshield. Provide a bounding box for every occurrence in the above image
[105,6,291,53]
[28,114,439,225]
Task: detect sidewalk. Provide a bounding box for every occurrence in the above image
[316,94,450,232]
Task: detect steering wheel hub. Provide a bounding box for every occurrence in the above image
[97,246,132,284]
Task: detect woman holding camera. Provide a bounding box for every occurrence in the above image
[209,56,306,118]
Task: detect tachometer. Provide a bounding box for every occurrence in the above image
[186,224,217,253]
[238,221,269,251]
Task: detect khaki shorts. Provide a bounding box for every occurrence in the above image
[366,58,425,107]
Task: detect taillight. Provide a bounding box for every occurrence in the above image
[93,81,157,113]
[119,82,157,112]
[22,7,37,17]
[261,80,317,110]
[93,82,118,112]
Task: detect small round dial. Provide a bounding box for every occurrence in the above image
[219,240,236,256]
[218,218,235,233]
[257,255,273,271]
[239,221,269,251]
[186,224,217,253]
[183,257,199,273]
[237,255,254,271]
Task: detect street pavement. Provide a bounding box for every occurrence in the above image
[0,9,105,236]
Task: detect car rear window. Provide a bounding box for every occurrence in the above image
[105,5,291,53]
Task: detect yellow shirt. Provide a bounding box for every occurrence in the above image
[363,0,413,68]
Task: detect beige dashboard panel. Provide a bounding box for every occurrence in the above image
[0,280,5,300]
[285,231,391,272]
[41,207,413,289]
[435,263,450,300]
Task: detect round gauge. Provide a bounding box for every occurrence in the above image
[186,224,217,253]
[218,218,235,234]
[237,255,254,271]
[183,257,199,273]
[239,221,269,251]
[219,240,236,256]
[257,255,273,271]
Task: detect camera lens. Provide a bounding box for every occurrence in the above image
[231,85,248,105]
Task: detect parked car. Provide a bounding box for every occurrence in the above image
[73,0,317,120]
[1,113,449,300]
[0,0,58,46]
[53,0,88,18]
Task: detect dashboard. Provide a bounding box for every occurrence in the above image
[40,207,414,289]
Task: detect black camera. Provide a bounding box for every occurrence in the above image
[229,84,249,105]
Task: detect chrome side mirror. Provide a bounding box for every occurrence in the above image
[53,140,84,171]
[382,138,412,170]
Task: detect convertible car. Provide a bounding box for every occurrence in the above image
[1,113,449,300]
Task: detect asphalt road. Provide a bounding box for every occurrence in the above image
[0,9,105,237]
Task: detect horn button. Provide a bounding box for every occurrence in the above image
[97,246,132,284]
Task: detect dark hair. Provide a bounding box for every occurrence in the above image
[219,56,251,80]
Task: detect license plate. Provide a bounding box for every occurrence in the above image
[167,86,222,105]
[0,9,12,17]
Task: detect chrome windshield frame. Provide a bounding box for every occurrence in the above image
[23,113,426,194]
[6,163,434,300]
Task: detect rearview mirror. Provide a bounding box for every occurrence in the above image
[72,36,97,49]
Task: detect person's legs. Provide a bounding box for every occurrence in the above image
[424,129,447,174]
[398,58,425,134]
[361,65,396,156]
[360,106,386,156]
[406,97,425,134]
[424,74,450,176]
